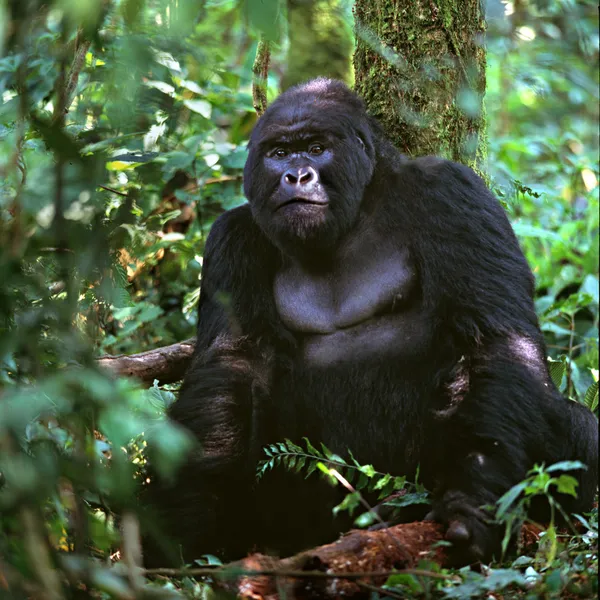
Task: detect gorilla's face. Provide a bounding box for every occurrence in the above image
[244,79,376,259]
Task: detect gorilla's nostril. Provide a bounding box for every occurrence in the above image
[299,170,314,184]
[284,172,298,185]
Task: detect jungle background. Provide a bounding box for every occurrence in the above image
[0,0,598,598]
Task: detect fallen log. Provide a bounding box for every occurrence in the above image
[217,521,446,599]
[97,338,195,384]
[214,521,545,599]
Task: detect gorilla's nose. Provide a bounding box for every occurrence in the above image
[282,166,318,188]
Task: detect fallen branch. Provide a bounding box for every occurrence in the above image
[214,521,546,599]
[217,521,447,599]
[97,339,195,385]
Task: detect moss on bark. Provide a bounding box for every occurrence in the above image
[353,0,487,171]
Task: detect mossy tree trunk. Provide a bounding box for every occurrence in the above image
[353,0,486,169]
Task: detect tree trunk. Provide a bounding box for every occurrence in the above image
[353,0,487,169]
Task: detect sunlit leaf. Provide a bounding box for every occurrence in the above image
[184,99,212,119]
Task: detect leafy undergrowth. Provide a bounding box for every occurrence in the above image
[136,441,598,599]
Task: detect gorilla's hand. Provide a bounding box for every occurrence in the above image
[426,490,502,566]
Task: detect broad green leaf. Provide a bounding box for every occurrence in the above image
[554,474,579,497]
[513,222,562,242]
[548,358,567,388]
[184,99,212,119]
[354,511,378,528]
[584,381,598,411]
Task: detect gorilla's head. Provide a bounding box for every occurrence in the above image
[244,78,377,260]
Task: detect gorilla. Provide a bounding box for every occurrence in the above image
[146,78,598,567]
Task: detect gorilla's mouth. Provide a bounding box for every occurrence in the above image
[276,198,329,211]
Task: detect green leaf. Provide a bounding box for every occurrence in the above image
[358,464,376,477]
[548,358,567,388]
[303,437,321,456]
[384,492,430,508]
[374,473,392,490]
[545,460,586,473]
[356,473,369,490]
[354,511,378,528]
[513,222,562,242]
[442,568,526,598]
[554,474,579,497]
[333,491,360,516]
[320,442,333,459]
[584,381,598,411]
[580,274,599,305]
[183,99,212,119]
[392,476,407,490]
[496,480,528,519]
[316,462,336,485]
[305,460,318,479]
[284,438,303,452]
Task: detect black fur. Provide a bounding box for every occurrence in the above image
[145,79,598,566]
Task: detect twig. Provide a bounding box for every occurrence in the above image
[566,314,576,398]
[357,580,406,599]
[98,184,128,197]
[204,174,243,185]
[252,35,271,116]
[40,247,75,253]
[143,566,454,581]
[121,512,145,592]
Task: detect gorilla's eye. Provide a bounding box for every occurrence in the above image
[308,144,324,156]
[273,148,288,158]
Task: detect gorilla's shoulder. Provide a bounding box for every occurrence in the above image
[400,155,482,187]
[395,155,502,213]
[210,203,254,236]
[207,203,267,250]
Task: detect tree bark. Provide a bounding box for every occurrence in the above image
[97,339,195,385]
[353,0,487,170]
[218,522,446,599]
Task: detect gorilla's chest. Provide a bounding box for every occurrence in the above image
[274,245,429,366]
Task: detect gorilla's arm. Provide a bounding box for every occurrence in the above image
[398,158,598,562]
[145,205,283,565]
[171,205,282,465]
